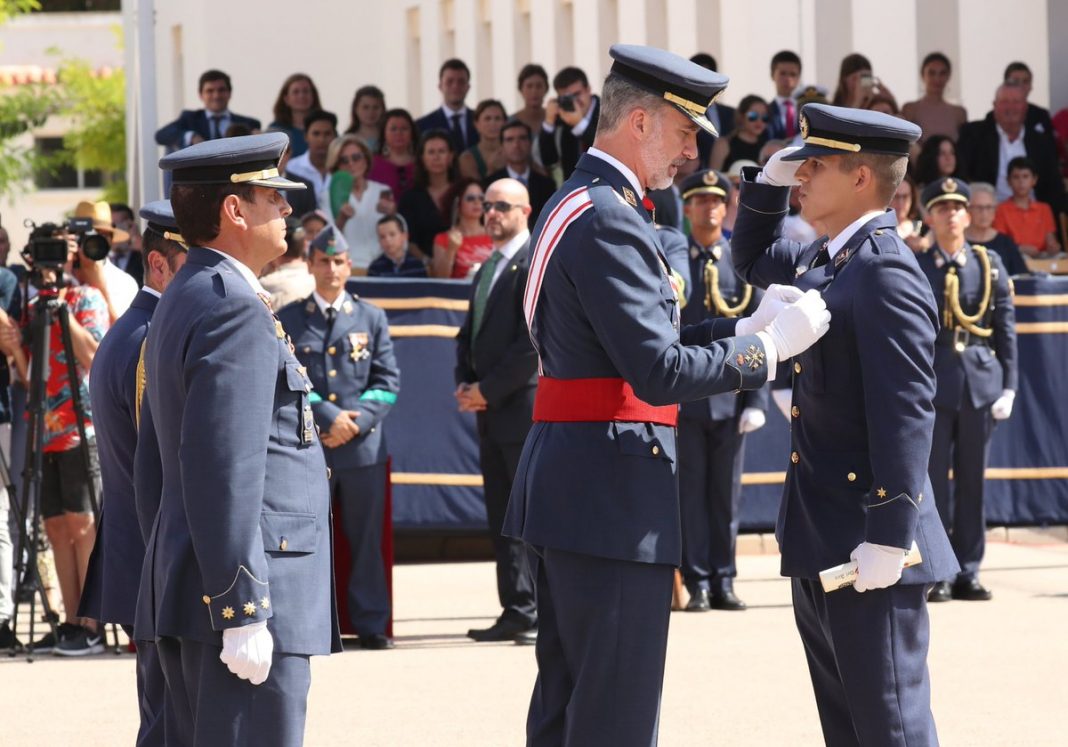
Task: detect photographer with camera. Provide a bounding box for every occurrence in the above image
[0,220,110,656]
[540,66,600,180]
[69,201,139,323]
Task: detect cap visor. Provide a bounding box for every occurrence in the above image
[676,105,718,137]
[249,175,308,190]
[781,144,846,161]
[925,194,969,210]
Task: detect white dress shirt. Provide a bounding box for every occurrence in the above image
[488,229,531,291]
[995,124,1028,202]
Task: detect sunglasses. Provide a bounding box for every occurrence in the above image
[463,193,486,203]
[746,111,770,122]
[482,200,524,213]
[338,153,365,165]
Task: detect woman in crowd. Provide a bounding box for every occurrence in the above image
[832,53,885,109]
[368,215,428,278]
[710,95,769,172]
[965,182,1030,276]
[512,64,549,165]
[892,175,928,253]
[320,135,396,274]
[902,52,968,142]
[429,178,492,279]
[398,130,458,260]
[268,73,322,157]
[914,135,960,189]
[300,210,329,243]
[458,100,508,181]
[345,85,387,152]
[369,108,419,201]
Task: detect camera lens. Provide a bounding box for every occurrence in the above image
[81,233,111,262]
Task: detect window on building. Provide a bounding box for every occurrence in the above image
[35,1,121,11]
[33,137,104,189]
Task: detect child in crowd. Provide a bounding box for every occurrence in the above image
[368,215,427,277]
[994,157,1061,256]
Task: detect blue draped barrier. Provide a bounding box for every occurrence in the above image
[351,274,1068,532]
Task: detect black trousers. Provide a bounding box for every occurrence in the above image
[334,463,391,636]
[156,636,311,747]
[480,435,536,625]
[121,627,170,747]
[678,417,745,593]
[929,402,993,580]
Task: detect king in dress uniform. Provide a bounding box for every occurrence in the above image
[502,45,831,747]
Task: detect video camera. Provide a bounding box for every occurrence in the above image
[66,217,111,261]
[22,218,111,270]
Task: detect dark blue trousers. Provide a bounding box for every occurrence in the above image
[792,579,940,747]
[124,629,169,747]
[678,417,745,593]
[526,546,673,747]
[157,636,311,747]
[333,463,390,636]
[929,402,993,581]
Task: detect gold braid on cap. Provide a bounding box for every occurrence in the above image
[704,261,752,318]
[943,245,993,338]
[135,338,148,427]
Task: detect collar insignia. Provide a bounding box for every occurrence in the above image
[622,187,637,207]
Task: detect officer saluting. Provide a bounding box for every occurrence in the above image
[277,226,400,649]
[731,104,959,746]
[677,169,767,612]
[140,133,341,745]
[916,178,1017,603]
[503,45,830,746]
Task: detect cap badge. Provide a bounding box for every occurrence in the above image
[942,178,957,193]
[702,171,717,185]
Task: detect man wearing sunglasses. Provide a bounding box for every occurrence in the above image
[455,178,539,645]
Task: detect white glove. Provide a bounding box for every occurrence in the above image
[738,407,766,434]
[756,146,804,187]
[220,620,274,685]
[764,289,831,360]
[851,542,907,592]
[735,284,805,336]
[991,389,1015,420]
[771,389,793,421]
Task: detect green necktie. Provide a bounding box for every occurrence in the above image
[472,251,503,337]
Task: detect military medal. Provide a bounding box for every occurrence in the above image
[350,332,371,361]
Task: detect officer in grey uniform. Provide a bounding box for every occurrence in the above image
[277,226,400,649]
[915,178,1017,603]
[138,133,341,746]
[677,169,767,612]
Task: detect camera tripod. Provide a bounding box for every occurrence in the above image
[6,282,111,661]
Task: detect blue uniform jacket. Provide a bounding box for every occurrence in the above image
[277,292,400,472]
[731,179,958,583]
[916,243,1017,411]
[503,153,770,566]
[680,235,768,422]
[136,248,340,656]
[79,289,157,627]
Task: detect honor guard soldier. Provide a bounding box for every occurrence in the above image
[277,226,400,649]
[81,200,187,745]
[916,178,1017,603]
[677,170,767,612]
[503,45,831,746]
[732,104,960,746]
[140,133,341,746]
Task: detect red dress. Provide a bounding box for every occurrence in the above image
[433,232,493,279]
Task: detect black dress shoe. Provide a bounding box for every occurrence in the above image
[685,589,711,612]
[927,581,952,603]
[467,618,532,642]
[359,634,395,650]
[951,578,992,601]
[709,590,747,611]
[514,627,538,646]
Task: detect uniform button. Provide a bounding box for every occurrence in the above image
[794,362,802,374]
[328,393,337,402]
[279,538,288,551]
[847,472,857,482]
[791,406,800,418]
[370,427,376,434]
[652,445,660,456]
[202,595,211,605]
[328,346,336,355]
[302,346,311,354]
[328,370,337,377]
[790,451,799,464]
[326,468,332,480]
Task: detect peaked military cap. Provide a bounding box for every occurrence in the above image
[680,169,731,201]
[793,83,829,108]
[139,199,187,247]
[783,103,921,161]
[159,132,306,190]
[608,44,729,136]
[921,177,970,210]
[309,224,349,256]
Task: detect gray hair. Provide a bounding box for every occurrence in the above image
[969,181,997,199]
[598,74,668,134]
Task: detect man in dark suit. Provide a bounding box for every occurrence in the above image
[689,54,736,166]
[154,69,261,150]
[80,200,187,746]
[732,103,959,746]
[277,227,400,650]
[958,83,1065,215]
[765,50,803,141]
[455,178,539,644]
[483,120,556,228]
[915,178,1017,603]
[539,66,600,180]
[416,58,479,152]
[141,133,341,746]
[109,203,145,287]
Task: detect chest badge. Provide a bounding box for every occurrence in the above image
[349,332,371,361]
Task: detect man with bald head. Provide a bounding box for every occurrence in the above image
[958,82,1065,219]
[455,178,539,644]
